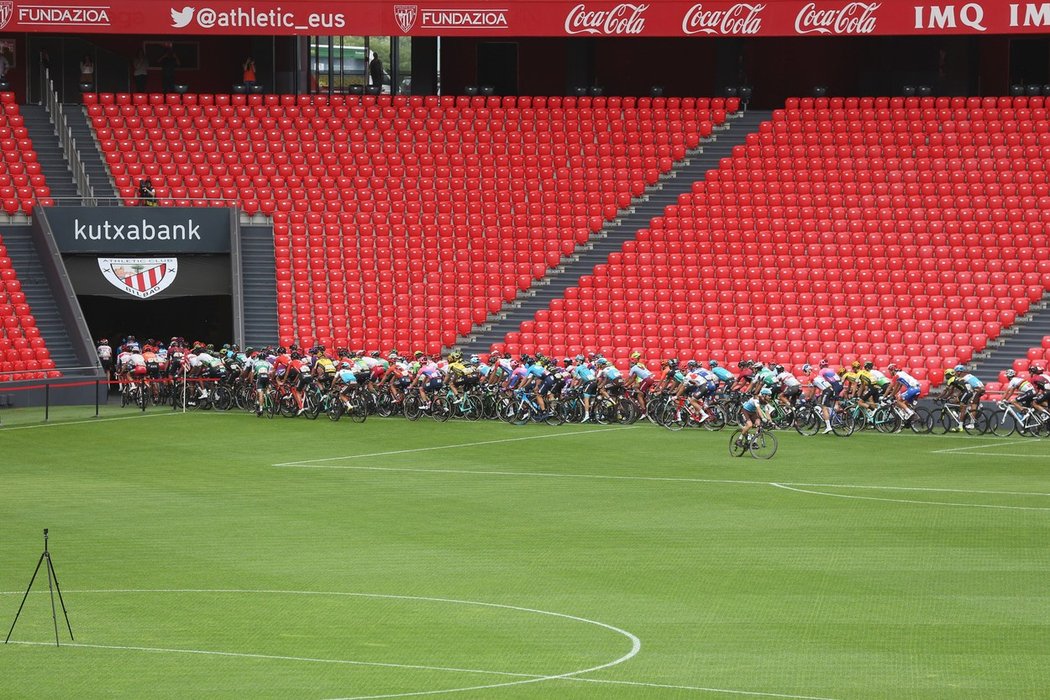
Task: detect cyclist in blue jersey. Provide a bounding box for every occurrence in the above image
[737,387,773,445]
[956,366,985,429]
[573,359,598,422]
[709,360,735,389]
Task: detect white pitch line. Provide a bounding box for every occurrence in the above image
[932,439,1034,454]
[4,640,538,679]
[769,483,1050,511]
[568,676,840,700]
[0,411,179,431]
[273,426,633,467]
[943,452,1050,458]
[273,462,1050,499]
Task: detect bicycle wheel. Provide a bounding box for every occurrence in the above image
[749,431,778,459]
[989,409,1015,437]
[431,396,451,422]
[544,400,566,426]
[704,404,727,431]
[908,406,932,434]
[645,396,664,425]
[460,395,483,422]
[795,410,820,436]
[403,394,422,421]
[962,409,987,435]
[496,396,516,423]
[327,397,344,421]
[728,429,748,457]
[661,403,685,431]
[831,411,855,437]
[873,406,901,434]
[513,402,534,425]
[348,397,368,423]
[618,398,639,424]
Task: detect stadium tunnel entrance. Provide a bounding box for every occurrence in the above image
[78,294,234,350]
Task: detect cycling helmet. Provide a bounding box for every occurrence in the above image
[864,361,873,370]
[802,363,812,373]
[851,361,861,370]
[943,369,956,378]
[887,364,898,373]
[414,350,424,358]
[575,354,585,362]
[630,351,642,359]
[291,352,302,360]
[668,358,679,369]
[1030,365,1044,374]
[596,358,608,366]
[954,364,965,372]
[99,338,108,344]
[687,359,698,368]
[1005,369,1016,378]
[709,360,719,367]
[774,365,784,373]
[520,354,532,365]
[470,356,480,365]
[371,350,381,358]
[563,357,573,365]
[760,388,772,396]
[819,359,829,368]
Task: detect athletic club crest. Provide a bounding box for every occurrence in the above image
[394,4,418,32]
[98,258,178,299]
[0,1,13,30]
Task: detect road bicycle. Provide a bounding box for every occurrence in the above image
[729,423,778,459]
[988,400,1050,437]
[793,399,855,437]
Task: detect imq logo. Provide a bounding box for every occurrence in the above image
[99,258,179,299]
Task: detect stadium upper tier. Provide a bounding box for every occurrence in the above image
[495,95,1050,389]
[87,91,738,351]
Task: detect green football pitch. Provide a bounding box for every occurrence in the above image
[2,411,1049,699]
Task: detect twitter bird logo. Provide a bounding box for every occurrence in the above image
[170,7,194,28]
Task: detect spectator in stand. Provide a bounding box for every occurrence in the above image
[368,51,384,92]
[0,50,10,85]
[160,44,179,93]
[138,178,156,206]
[242,56,257,91]
[132,49,149,93]
[79,55,95,88]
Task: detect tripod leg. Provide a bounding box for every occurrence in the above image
[46,553,60,647]
[5,553,46,644]
[47,554,74,641]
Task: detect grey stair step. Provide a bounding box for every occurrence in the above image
[241,225,278,348]
[459,110,774,354]
[969,295,1050,378]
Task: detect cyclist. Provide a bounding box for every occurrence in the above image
[250,352,273,416]
[775,364,802,406]
[1002,369,1036,415]
[595,357,624,406]
[626,359,656,416]
[709,360,736,391]
[1029,365,1050,411]
[859,361,890,413]
[887,364,921,420]
[803,362,836,434]
[572,357,598,422]
[411,355,443,408]
[446,351,480,398]
[737,387,774,445]
[957,367,985,430]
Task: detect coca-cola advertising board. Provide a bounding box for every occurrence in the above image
[0,0,1047,36]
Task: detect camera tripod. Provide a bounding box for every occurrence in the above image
[5,528,74,647]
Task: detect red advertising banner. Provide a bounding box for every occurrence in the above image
[1,0,1049,36]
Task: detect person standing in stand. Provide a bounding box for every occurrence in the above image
[79,55,95,88]
[160,44,179,93]
[242,56,256,91]
[368,51,384,92]
[132,49,149,93]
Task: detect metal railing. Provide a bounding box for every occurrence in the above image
[41,68,95,205]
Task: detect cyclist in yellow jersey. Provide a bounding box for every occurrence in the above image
[940,368,965,403]
[313,353,337,382]
[445,351,478,397]
[840,365,861,399]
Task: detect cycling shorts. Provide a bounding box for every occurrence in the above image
[903,386,921,402]
[583,380,598,397]
[961,388,985,404]
[1017,390,1036,406]
[256,376,270,389]
[821,389,838,407]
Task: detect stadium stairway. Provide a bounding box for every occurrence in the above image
[64,105,118,200]
[241,225,279,348]
[460,109,773,356]
[1,224,83,371]
[19,105,78,201]
[968,291,1050,379]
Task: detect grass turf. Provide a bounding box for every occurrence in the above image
[1,411,1049,699]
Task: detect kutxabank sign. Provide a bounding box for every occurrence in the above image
[47,207,231,255]
[1,0,1048,35]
